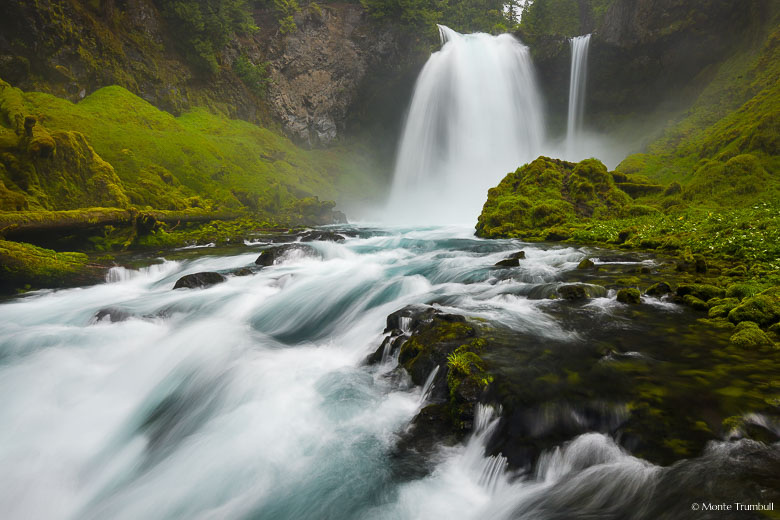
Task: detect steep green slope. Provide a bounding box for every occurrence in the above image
[0,80,375,214]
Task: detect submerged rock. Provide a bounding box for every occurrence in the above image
[173,272,226,289]
[255,244,319,266]
[93,307,132,323]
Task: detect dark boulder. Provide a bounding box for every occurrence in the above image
[173,272,226,290]
[645,281,672,297]
[494,250,526,267]
[255,244,319,266]
[300,230,346,242]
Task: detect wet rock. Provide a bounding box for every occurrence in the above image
[577,258,595,269]
[645,282,672,297]
[173,272,226,289]
[231,267,254,277]
[255,244,319,266]
[93,307,132,323]
[557,284,602,301]
[494,250,526,267]
[494,258,519,267]
[300,230,346,242]
[617,288,641,304]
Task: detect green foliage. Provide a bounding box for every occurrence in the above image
[475,156,631,239]
[519,0,615,40]
[233,56,272,98]
[360,0,515,37]
[154,0,258,75]
[0,81,375,218]
[0,239,95,292]
[257,0,301,34]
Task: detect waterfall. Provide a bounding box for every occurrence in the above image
[565,34,591,159]
[386,25,545,225]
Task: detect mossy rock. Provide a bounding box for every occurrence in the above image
[725,282,761,300]
[707,298,740,318]
[475,157,633,239]
[577,257,595,269]
[727,289,780,327]
[617,288,641,304]
[729,321,775,349]
[677,284,725,302]
[645,282,672,297]
[0,239,104,292]
[682,294,709,311]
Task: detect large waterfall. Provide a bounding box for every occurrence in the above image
[565,34,591,158]
[386,25,545,225]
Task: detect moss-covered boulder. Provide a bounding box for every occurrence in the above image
[727,288,780,327]
[617,288,641,304]
[645,282,672,297]
[577,257,595,269]
[475,157,631,239]
[729,321,775,349]
[677,284,725,302]
[0,239,104,293]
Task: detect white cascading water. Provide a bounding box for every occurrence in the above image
[386,25,545,225]
[565,34,591,159]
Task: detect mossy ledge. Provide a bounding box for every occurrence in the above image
[0,239,104,293]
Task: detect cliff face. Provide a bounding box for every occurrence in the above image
[0,0,418,150]
[260,4,409,148]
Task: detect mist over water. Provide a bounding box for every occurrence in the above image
[380,27,631,226]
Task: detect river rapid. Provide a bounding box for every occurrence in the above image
[1,226,778,519]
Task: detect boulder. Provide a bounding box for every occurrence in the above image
[300,230,346,242]
[577,258,595,269]
[645,282,672,297]
[173,272,226,289]
[729,322,774,349]
[255,244,319,266]
[617,288,641,304]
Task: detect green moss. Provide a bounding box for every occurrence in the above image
[476,157,633,239]
[729,321,775,349]
[677,284,725,301]
[617,287,641,304]
[0,80,373,221]
[727,289,780,327]
[0,239,99,292]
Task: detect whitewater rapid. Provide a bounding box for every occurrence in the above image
[1,227,774,519]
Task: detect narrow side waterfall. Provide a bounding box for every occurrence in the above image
[565,34,591,159]
[386,25,545,225]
